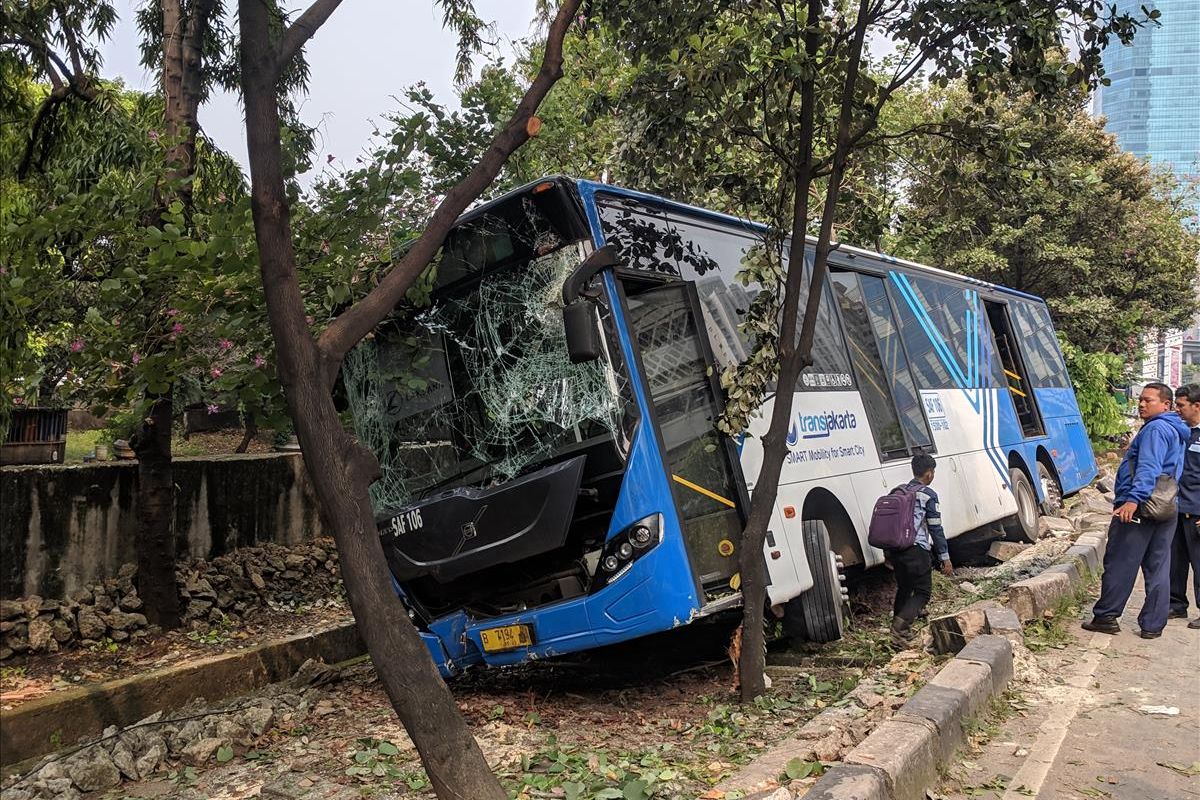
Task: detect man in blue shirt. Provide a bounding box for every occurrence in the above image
[1169,383,1200,629]
[890,453,953,647]
[1084,383,1190,638]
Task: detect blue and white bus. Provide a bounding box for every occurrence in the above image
[358,176,1096,676]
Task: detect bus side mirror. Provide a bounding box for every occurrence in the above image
[563,301,602,364]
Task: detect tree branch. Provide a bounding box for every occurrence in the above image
[276,0,346,76]
[317,0,583,366]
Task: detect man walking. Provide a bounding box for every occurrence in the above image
[1084,383,1190,638]
[889,453,953,647]
[1169,383,1200,628]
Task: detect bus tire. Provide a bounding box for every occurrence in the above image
[1003,467,1039,543]
[1037,461,1063,518]
[785,520,846,643]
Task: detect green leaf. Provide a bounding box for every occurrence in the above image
[216,744,234,763]
[377,740,399,756]
[785,757,818,779]
[622,780,649,800]
[100,278,121,291]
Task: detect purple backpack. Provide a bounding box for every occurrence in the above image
[868,484,922,550]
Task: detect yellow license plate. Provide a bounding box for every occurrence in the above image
[479,624,533,653]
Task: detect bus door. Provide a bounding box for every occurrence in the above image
[984,300,1045,438]
[619,275,748,597]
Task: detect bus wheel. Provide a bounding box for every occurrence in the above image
[1003,468,1039,543]
[1037,461,1063,518]
[784,520,847,643]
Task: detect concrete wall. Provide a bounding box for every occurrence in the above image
[0,453,322,600]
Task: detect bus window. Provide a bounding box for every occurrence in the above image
[1010,300,1070,388]
[860,275,933,450]
[830,272,909,457]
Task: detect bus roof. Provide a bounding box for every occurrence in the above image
[454,176,1048,305]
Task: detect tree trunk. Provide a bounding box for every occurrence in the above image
[235,412,257,453]
[131,397,181,629]
[236,4,506,795]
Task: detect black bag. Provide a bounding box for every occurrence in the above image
[1130,419,1179,522]
[1139,474,1178,522]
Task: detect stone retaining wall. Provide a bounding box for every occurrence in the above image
[0,453,322,600]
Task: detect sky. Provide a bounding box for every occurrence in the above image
[98,1,538,187]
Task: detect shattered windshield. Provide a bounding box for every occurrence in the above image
[345,211,624,515]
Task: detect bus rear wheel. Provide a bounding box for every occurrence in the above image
[1037,461,1063,518]
[783,520,847,643]
[1003,467,1039,543]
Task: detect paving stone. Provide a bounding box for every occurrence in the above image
[844,718,938,800]
[802,763,888,800]
[1007,571,1072,622]
[955,634,1013,695]
[988,541,1030,562]
[894,682,971,761]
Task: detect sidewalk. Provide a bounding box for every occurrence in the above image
[939,576,1200,800]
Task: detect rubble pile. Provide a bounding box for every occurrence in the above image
[1,687,314,800]
[0,539,341,661]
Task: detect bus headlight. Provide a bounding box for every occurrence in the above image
[590,514,663,592]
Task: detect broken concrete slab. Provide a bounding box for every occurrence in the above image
[1007,571,1073,622]
[800,763,889,800]
[955,635,1014,695]
[1066,543,1101,573]
[983,606,1022,645]
[928,599,1000,655]
[844,718,939,800]
[988,541,1030,562]
[1039,516,1074,534]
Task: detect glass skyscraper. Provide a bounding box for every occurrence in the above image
[1095,0,1200,194]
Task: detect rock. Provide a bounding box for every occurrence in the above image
[109,630,129,642]
[76,606,107,640]
[27,618,54,652]
[118,593,143,612]
[284,554,307,570]
[0,600,24,620]
[185,576,217,601]
[118,563,138,580]
[22,596,43,619]
[249,571,267,590]
[0,646,13,661]
[764,789,794,800]
[988,541,1030,562]
[216,590,235,609]
[110,738,139,781]
[170,719,206,753]
[1076,487,1113,515]
[958,581,982,594]
[51,618,73,643]
[311,548,327,563]
[94,593,115,612]
[66,748,121,792]
[134,741,166,778]
[1039,516,1073,535]
[239,706,274,737]
[67,587,94,605]
[34,777,78,800]
[0,786,34,800]
[181,737,226,766]
[1078,512,1113,532]
[184,600,213,621]
[105,610,147,631]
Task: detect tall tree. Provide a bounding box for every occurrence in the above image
[236,1,582,794]
[893,86,1200,356]
[600,0,1153,699]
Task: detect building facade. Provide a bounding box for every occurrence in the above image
[1094,0,1200,197]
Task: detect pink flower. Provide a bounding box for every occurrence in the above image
[206,403,219,415]
[254,354,266,368]
[305,315,314,326]
[210,367,222,378]
[132,352,141,365]
[0,266,8,275]
[165,308,179,317]
[69,338,85,353]
[172,322,184,334]
[218,339,233,352]
[148,130,159,142]
[217,193,227,203]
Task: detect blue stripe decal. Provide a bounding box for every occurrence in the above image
[890,273,969,389]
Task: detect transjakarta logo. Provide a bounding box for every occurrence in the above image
[786,410,858,445]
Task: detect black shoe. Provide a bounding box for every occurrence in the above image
[1189,618,1200,629]
[1168,609,1188,619]
[1082,616,1121,634]
[1138,629,1162,639]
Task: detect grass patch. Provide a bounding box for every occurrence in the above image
[1023,588,1089,651]
[64,429,103,461]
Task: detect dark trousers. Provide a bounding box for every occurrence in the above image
[889,545,933,627]
[1093,515,1175,633]
[1169,513,1200,614]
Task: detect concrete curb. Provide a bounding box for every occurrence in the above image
[805,635,1014,800]
[0,621,362,769]
[795,519,1109,799]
